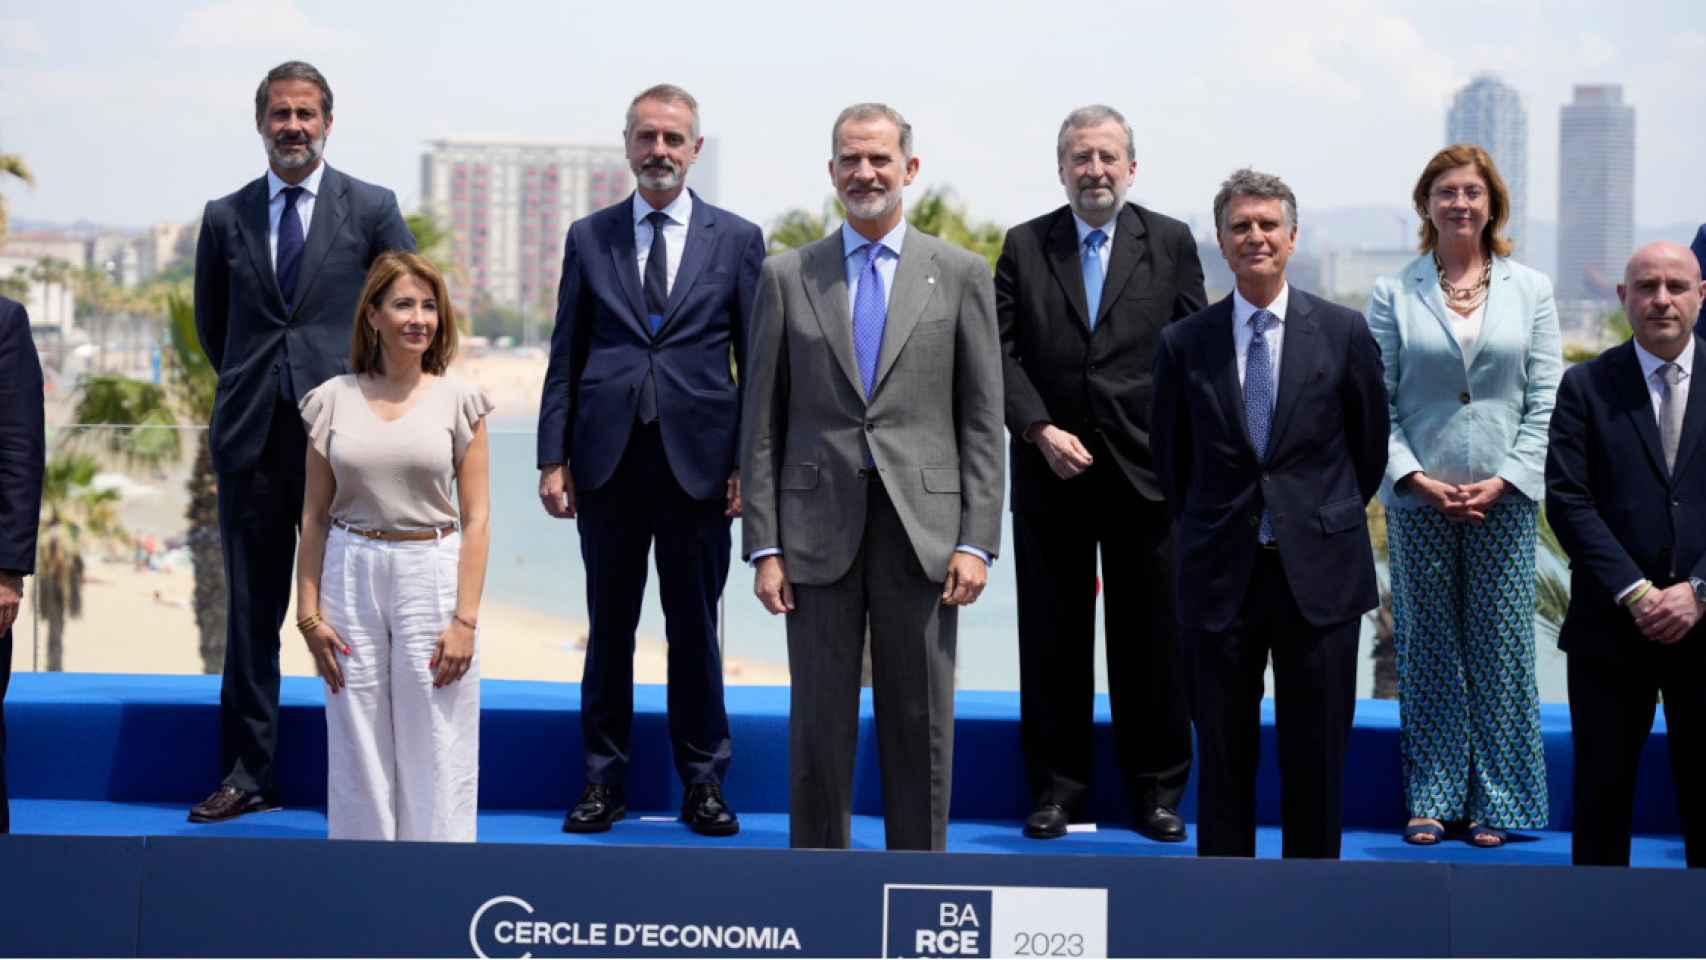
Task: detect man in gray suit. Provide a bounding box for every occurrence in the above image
[740,103,1005,851]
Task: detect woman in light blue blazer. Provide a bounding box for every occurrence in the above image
[1368,144,1561,848]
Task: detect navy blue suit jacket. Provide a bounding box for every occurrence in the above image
[0,298,44,576]
[1546,336,1706,655]
[1151,287,1389,632]
[1691,224,1705,282]
[193,165,414,474]
[537,191,765,499]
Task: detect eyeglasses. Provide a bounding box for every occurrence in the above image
[1431,186,1486,204]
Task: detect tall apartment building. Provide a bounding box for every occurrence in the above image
[1446,74,1528,259]
[1557,85,1635,303]
[420,140,633,317]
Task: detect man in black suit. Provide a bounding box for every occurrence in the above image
[191,60,414,822]
[0,296,45,835]
[538,84,764,836]
[1151,169,1387,859]
[1546,240,1706,867]
[995,104,1204,841]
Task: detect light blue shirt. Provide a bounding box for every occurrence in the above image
[1070,212,1115,281]
[842,219,906,313]
[1232,283,1290,407]
[266,163,324,269]
[752,220,990,568]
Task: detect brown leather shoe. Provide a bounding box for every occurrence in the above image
[187,785,281,823]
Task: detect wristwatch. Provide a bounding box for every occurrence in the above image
[1692,578,1706,611]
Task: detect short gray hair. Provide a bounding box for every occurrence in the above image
[831,103,912,160]
[254,61,332,129]
[625,83,700,140]
[1212,168,1298,233]
[1056,104,1135,164]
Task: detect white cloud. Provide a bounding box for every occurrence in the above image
[173,0,356,51]
[0,18,48,54]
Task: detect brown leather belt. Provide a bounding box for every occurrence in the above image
[332,519,458,542]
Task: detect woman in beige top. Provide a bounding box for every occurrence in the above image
[293,251,493,842]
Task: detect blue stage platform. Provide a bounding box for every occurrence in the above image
[2,673,1699,957]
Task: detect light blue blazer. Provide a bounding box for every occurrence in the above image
[1367,254,1563,509]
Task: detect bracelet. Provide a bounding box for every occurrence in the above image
[296,612,322,631]
[453,614,478,631]
[1622,582,1652,607]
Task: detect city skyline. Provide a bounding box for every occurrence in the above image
[1557,84,1636,303]
[3,0,1701,245]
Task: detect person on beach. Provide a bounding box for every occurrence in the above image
[1367,145,1559,849]
[294,252,492,842]
[190,60,414,823]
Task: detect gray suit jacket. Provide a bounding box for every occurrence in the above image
[740,226,1005,585]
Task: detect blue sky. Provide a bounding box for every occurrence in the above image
[2,0,1700,238]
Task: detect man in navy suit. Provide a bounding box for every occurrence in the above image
[1151,169,1388,859]
[1547,240,1706,867]
[537,84,764,836]
[1691,225,1705,320]
[0,296,45,835]
[191,61,414,822]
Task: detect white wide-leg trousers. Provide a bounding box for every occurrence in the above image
[321,526,480,841]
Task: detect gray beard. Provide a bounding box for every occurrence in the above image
[842,188,898,221]
[265,133,325,171]
[637,166,682,192]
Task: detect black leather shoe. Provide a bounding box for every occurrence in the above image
[681,782,740,837]
[187,785,280,823]
[1136,804,1187,842]
[1023,802,1070,839]
[563,783,626,833]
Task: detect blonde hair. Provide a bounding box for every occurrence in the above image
[1412,143,1514,257]
[350,251,459,375]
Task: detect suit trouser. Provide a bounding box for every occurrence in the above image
[321,527,479,842]
[576,422,732,788]
[1187,549,1359,859]
[787,480,957,851]
[1,625,10,834]
[1567,634,1706,867]
[216,400,307,796]
[1014,466,1191,813]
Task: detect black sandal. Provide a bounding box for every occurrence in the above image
[1404,819,1446,845]
[1467,823,1507,847]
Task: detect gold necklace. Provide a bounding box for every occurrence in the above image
[1434,252,1491,312]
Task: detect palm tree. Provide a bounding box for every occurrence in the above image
[0,152,34,247]
[767,199,842,254]
[34,452,123,671]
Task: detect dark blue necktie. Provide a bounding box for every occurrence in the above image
[1245,309,1277,543]
[643,211,669,335]
[276,186,305,312]
[852,243,887,399]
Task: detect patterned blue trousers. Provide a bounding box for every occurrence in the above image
[1388,498,1549,829]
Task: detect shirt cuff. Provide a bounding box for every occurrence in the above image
[1615,579,1648,604]
[955,545,992,565]
[748,548,781,567]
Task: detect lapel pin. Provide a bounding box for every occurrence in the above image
[927,276,936,284]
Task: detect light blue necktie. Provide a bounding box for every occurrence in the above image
[1245,309,1277,544]
[1082,229,1107,330]
[852,243,887,399]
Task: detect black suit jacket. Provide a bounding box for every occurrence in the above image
[0,298,44,576]
[537,191,764,499]
[1545,336,1706,655]
[996,203,1206,509]
[1151,288,1388,631]
[193,164,414,474]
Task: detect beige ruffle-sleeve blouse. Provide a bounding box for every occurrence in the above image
[299,374,494,532]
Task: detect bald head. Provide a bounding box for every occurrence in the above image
[1620,240,1704,361]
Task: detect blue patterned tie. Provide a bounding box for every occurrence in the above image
[643,211,669,335]
[1245,309,1277,543]
[276,186,305,312]
[1082,229,1106,330]
[852,243,887,399]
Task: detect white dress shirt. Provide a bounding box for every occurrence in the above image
[1615,339,1696,602]
[1232,283,1290,407]
[266,164,324,269]
[1071,212,1116,281]
[1451,299,1487,368]
[634,189,692,296]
